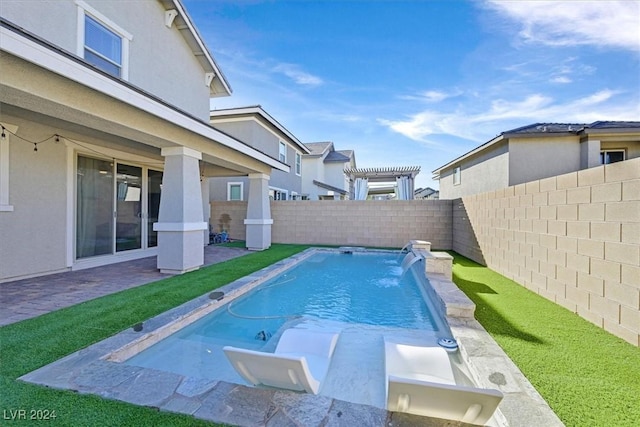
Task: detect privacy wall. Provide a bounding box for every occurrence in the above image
[211,200,453,250]
[453,158,640,346]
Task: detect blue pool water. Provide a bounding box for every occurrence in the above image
[125,250,450,385]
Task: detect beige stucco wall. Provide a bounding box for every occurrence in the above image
[211,200,453,249]
[439,141,509,199]
[453,158,640,346]
[508,136,581,186]
[1,0,212,120]
[0,116,68,280]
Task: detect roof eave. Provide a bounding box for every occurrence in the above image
[164,0,232,97]
[432,134,505,174]
[210,106,310,153]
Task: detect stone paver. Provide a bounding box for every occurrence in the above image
[0,245,249,326]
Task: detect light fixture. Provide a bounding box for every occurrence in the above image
[1,126,5,141]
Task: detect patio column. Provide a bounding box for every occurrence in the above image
[201,178,211,246]
[244,173,272,251]
[154,147,206,274]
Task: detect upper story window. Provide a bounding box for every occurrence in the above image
[453,166,461,185]
[279,141,287,163]
[84,16,122,77]
[76,1,132,79]
[600,150,625,165]
[295,153,301,175]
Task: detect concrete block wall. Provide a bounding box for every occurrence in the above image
[453,158,640,346]
[211,200,453,250]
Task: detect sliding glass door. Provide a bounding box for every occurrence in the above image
[116,164,142,252]
[76,157,114,258]
[76,155,162,259]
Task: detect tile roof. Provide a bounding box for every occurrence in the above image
[304,142,333,156]
[324,150,352,163]
[505,123,586,135]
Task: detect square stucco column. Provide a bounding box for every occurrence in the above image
[201,178,211,246]
[244,173,273,251]
[580,138,601,169]
[153,147,207,274]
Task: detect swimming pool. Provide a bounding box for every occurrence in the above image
[120,249,454,407]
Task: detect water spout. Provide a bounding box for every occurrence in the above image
[400,252,423,274]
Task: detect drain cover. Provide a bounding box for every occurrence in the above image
[438,337,459,352]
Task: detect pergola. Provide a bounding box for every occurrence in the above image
[344,166,421,200]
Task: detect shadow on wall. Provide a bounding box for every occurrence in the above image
[452,198,487,266]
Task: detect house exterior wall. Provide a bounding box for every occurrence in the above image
[1,0,212,120]
[439,141,509,199]
[453,158,640,346]
[211,200,453,250]
[508,136,581,186]
[301,156,325,199]
[324,162,349,193]
[0,116,68,280]
[209,120,302,200]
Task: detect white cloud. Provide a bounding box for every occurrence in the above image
[484,1,640,52]
[551,76,572,84]
[272,63,324,86]
[399,89,462,103]
[378,89,638,143]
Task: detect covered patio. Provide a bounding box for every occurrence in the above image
[1,20,286,281]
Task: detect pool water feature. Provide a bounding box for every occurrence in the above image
[122,249,456,408]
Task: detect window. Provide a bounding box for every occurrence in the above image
[279,141,287,163]
[269,188,288,201]
[600,150,625,165]
[295,153,301,175]
[84,15,122,76]
[76,1,131,79]
[227,182,243,201]
[453,166,461,185]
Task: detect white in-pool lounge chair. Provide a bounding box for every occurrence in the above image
[223,328,339,394]
[384,339,503,425]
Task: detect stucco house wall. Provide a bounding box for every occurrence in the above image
[0,116,68,279]
[209,111,304,201]
[508,136,581,186]
[439,141,509,199]
[1,0,212,121]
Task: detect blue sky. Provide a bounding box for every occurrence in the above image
[183,0,640,189]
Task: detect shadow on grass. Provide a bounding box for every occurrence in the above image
[452,256,545,345]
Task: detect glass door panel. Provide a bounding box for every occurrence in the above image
[76,156,114,258]
[147,169,162,248]
[116,164,142,252]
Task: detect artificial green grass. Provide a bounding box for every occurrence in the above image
[0,244,308,426]
[452,253,640,427]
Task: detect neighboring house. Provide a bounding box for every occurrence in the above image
[302,142,356,200]
[209,106,309,204]
[0,0,286,281]
[433,121,640,199]
[414,187,439,200]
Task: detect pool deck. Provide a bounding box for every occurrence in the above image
[5,247,564,426]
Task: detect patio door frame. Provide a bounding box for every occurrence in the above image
[69,144,163,270]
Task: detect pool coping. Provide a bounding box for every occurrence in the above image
[19,247,564,426]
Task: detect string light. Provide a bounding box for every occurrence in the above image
[0,126,162,168]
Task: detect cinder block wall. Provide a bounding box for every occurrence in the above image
[211,200,453,249]
[453,158,640,346]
